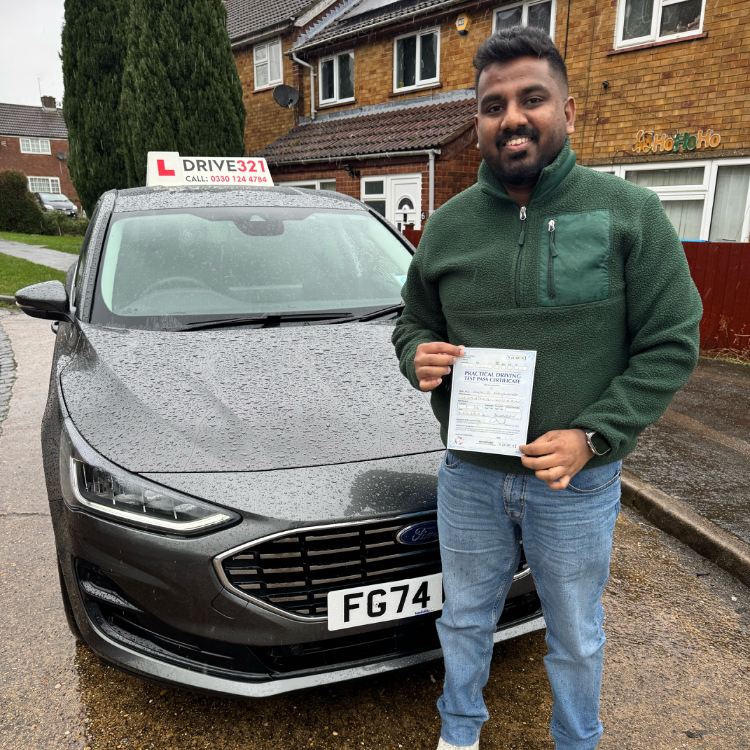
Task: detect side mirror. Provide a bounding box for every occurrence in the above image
[15,280,73,322]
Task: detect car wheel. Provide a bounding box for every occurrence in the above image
[58,561,83,642]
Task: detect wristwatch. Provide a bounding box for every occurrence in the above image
[584,430,611,456]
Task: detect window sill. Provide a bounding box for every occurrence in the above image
[389,82,442,98]
[252,84,283,94]
[608,31,707,55]
[318,98,356,109]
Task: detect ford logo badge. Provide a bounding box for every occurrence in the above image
[396,520,439,546]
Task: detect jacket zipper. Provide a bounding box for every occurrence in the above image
[548,219,558,299]
[515,206,527,307]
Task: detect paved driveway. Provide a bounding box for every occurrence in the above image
[1,310,749,750]
[0,238,76,273]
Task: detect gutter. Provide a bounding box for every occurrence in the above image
[268,148,441,216]
[289,52,316,121]
[292,0,467,54]
[230,21,292,49]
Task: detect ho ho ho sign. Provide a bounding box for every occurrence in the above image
[146,151,273,187]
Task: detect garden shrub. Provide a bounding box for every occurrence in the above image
[0,170,46,234]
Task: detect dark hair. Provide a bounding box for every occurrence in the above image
[473,26,568,94]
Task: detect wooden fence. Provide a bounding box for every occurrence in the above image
[400,230,750,353]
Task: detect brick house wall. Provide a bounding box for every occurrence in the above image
[562,0,750,165]
[0,135,79,205]
[235,34,298,156]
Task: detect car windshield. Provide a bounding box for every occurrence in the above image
[90,206,413,329]
[39,193,68,201]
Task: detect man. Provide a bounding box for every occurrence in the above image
[392,27,702,750]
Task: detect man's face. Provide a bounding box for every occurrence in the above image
[475,57,575,187]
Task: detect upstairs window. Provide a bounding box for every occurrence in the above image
[616,0,705,48]
[254,39,282,89]
[20,137,51,154]
[493,1,557,40]
[28,176,61,193]
[319,51,355,105]
[394,29,439,92]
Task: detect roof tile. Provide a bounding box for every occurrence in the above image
[224,0,312,41]
[258,97,475,163]
[0,102,68,139]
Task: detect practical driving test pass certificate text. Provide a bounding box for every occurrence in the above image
[447,347,537,457]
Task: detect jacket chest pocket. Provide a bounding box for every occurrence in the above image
[538,210,611,307]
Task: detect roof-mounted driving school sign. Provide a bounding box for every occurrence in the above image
[146,152,274,187]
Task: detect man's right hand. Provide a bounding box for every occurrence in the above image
[414,342,465,391]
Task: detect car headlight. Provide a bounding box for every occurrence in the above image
[61,426,238,534]
[43,203,54,210]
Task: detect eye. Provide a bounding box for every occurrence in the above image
[526,97,544,105]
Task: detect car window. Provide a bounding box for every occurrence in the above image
[73,203,100,311]
[90,206,413,328]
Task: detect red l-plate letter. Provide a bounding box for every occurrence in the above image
[157,159,175,176]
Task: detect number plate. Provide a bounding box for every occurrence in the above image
[327,573,443,631]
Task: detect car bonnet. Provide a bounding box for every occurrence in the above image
[60,321,443,474]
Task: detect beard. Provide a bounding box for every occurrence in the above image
[486,126,567,186]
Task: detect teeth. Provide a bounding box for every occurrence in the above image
[506,137,530,146]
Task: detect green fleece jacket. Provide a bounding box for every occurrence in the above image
[392,139,703,474]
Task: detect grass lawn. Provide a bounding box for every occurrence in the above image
[0,232,83,255]
[0,252,66,297]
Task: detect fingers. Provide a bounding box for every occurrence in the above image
[417,342,466,357]
[534,466,567,483]
[419,377,443,391]
[519,432,559,456]
[416,365,451,380]
[545,475,571,491]
[521,452,561,471]
[418,353,459,367]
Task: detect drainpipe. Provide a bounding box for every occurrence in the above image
[427,149,436,217]
[291,52,315,121]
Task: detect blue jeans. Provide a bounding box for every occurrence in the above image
[436,451,622,749]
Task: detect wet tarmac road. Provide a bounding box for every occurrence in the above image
[2,310,749,750]
[626,358,750,545]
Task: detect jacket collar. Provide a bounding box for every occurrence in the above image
[479,137,577,205]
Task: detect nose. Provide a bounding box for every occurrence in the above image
[501,100,529,135]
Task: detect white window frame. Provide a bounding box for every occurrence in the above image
[614,0,706,50]
[318,50,355,105]
[590,158,750,241]
[492,0,558,40]
[392,28,440,93]
[279,179,337,191]
[28,176,61,194]
[20,137,51,154]
[253,38,283,90]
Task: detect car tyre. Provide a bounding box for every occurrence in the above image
[58,561,83,642]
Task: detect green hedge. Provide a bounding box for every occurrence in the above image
[0,170,46,234]
[0,170,89,236]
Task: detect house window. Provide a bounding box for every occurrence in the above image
[20,137,51,154]
[615,0,705,49]
[319,51,354,105]
[493,1,557,40]
[28,176,61,193]
[254,39,282,89]
[279,179,337,191]
[590,159,750,241]
[393,29,439,92]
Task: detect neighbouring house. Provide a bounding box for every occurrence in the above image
[0,97,80,209]
[228,0,750,240]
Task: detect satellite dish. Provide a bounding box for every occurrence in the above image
[56,152,67,160]
[273,85,299,109]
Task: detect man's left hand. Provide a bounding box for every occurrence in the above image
[519,429,594,490]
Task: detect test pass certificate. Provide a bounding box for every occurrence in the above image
[447,347,537,457]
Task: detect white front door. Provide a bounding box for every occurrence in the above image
[390,175,421,231]
[361,173,423,230]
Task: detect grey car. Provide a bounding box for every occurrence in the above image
[34,191,79,217]
[16,185,544,697]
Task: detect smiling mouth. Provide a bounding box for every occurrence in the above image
[503,135,533,151]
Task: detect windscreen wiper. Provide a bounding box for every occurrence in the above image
[350,303,405,322]
[170,312,353,332]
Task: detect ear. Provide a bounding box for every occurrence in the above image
[564,95,576,135]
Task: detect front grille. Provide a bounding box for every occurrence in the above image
[217,513,530,620]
